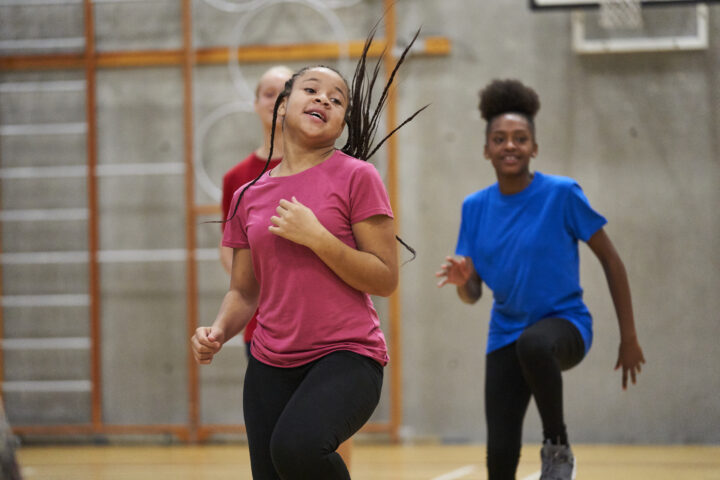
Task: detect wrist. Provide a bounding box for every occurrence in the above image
[620,333,637,344]
[308,225,332,252]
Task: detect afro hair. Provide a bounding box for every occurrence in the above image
[479,79,540,123]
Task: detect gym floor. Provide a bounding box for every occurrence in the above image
[17,442,720,479]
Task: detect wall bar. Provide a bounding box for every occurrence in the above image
[0,209,88,222]
[0,38,451,71]
[0,38,85,50]
[0,80,86,92]
[1,337,90,349]
[1,294,89,307]
[0,3,452,443]
[0,123,87,136]
[181,0,200,444]
[83,0,102,432]
[0,162,184,179]
[383,0,403,444]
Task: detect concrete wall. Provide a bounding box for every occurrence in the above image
[1,0,718,444]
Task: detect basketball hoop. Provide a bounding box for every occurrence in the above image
[599,0,643,30]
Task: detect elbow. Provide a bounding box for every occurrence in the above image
[374,284,397,298]
[458,281,482,304]
[369,271,399,297]
[460,291,481,305]
[461,295,480,305]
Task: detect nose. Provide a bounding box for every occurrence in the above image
[314,93,330,106]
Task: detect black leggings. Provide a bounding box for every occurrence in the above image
[243,350,383,480]
[485,318,585,480]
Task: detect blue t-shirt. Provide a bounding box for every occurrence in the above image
[455,171,607,354]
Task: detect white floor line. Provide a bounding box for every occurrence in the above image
[19,467,36,478]
[520,470,541,480]
[431,464,477,480]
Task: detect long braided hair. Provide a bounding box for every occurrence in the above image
[225,25,427,259]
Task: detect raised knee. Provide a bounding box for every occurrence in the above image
[516,331,553,363]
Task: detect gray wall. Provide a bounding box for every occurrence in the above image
[1,0,718,444]
[395,1,720,444]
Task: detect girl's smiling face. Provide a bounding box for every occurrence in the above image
[484,113,538,179]
[279,67,349,147]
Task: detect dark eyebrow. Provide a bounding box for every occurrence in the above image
[301,77,347,101]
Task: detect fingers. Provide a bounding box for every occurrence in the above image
[436,256,458,274]
[622,367,628,390]
[435,256,469,288]
[444,256,460,267]
[617,342,645,389]
[191,327,222,365]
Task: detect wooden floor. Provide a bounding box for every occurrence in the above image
[17,443,720,480]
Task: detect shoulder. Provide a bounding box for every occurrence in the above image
[333,151,376,172]
[330,151,383,183]
[535,171,579,192]
[463,184,496,206]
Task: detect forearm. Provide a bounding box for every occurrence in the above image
[311,229,398,297]
[212,288,258,342]
[602,255,637,342]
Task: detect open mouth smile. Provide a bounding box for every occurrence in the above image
[305,109,327,122]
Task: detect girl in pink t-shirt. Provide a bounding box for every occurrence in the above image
[191,28,424,480]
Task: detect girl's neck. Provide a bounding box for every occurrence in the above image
[497,172,534,195]
[272,141,336,177]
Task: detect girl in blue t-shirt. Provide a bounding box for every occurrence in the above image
[436,79,645,480]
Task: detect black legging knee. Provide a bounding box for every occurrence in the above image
[243,351,383,480]
[485,317,585,480]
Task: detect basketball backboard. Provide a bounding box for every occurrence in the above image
[529,0,715,53]
[529,0,719,9]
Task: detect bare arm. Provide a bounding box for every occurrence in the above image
[586,228,645,389]
[269,197,398,297]
[219,238,233,274]
[436,256,483,304]
[191,248,259,364]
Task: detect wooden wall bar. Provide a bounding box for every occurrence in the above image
[382,0,403,444]
[0,38,451,72]
[0,3,451,443]
[83,0,103,434]
[181,0,201,443]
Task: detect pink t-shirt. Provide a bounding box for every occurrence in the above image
[222,150,393,368]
